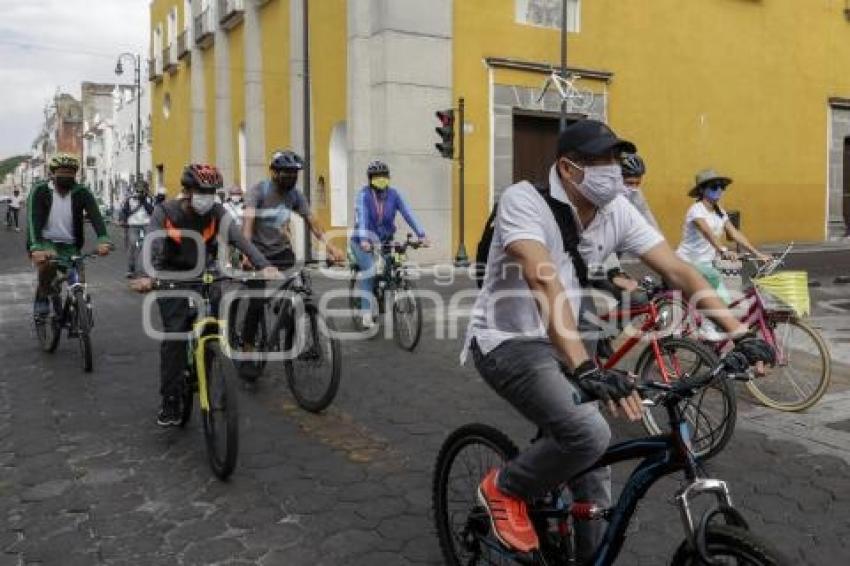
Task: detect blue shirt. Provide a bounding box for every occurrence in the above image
[353,186,426,243]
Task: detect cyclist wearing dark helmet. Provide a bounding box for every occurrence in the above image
[351,159,430,329]
[27,153,112,318]
[131,163,280,427]
[619,153,659,231]
[237,150,344,380]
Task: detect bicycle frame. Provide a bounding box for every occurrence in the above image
[178,275,225,412]
[528,405,730,566]
[597,301,680,382]
[661,288,784,366]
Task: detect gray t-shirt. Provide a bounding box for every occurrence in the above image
[245,180,310,255]
[42,184,75,244]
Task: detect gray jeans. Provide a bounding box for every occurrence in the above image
[472,337,612,561]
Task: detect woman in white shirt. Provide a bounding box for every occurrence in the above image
[676,169,770,303]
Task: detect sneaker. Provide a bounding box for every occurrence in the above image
[126,271,136,279]
[698,320,724,342]
[33,298,50,318]
[477,468,539,553]
[15,227,20,232]
[361,313,375,329]
[156,397,182,427]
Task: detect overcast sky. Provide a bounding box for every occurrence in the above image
[0,0,149,159]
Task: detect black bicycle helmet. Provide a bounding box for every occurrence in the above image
[620,153,646,178]
[180,163,224,193]
[269,150,304,171]
[366,160,390,178]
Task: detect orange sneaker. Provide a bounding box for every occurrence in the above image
[477,468,540,553]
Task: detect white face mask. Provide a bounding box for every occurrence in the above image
[569,161,624,207]
[191,193,215,215]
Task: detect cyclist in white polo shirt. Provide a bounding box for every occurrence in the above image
[466,119,776,559]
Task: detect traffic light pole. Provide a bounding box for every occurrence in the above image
[454,97,469,267]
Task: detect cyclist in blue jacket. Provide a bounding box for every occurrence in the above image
[351,160,429,329]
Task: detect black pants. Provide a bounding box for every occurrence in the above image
[7,208,18,228]
[241,249,296,345]
[158,288,221,400]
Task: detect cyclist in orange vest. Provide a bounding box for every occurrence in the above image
[132,164,279,427]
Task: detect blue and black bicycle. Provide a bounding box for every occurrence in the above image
[432,353,788,565]
[34,253,100,372]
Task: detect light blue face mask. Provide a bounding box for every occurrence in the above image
[704,187,724,202]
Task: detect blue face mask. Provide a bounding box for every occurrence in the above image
[704,187,724,202]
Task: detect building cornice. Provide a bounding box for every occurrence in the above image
[484,57,613,82]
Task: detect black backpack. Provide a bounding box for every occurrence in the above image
[474,182,589,289]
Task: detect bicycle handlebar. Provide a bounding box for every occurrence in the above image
[573,353,752,407]
[46,251,103,266]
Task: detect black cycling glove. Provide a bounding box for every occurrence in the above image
[574,360,635,403]
[731,334,776,366]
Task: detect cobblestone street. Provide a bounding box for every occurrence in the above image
[1,229,849,565]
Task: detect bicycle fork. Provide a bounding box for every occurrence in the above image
[676,478,748,562]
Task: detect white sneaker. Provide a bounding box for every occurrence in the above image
[361,313,375,329]
[698,321,724,342]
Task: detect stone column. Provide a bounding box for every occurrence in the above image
[214,0,234,184]
[190,0,207,161]
[244,0,266,187]
[347,0,454,262]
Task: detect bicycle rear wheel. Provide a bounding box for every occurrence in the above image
[671,525,789,565]
[285,304,341,413]
[433,424,520,566]
[746,314,830,412]
[201,340,239,480]
[392,280,423,352]
[74,290,93,372]
[636,337,735,460]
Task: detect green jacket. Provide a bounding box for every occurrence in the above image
[26,181,111,252]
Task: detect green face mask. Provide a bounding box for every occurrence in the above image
[371,177,390,190]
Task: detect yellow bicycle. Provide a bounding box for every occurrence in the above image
[155,271,239,480]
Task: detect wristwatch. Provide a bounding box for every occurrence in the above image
[719,246,729,254]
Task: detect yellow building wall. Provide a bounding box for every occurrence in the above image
[454,0,850,250]
[229,23,246,187]
[150,0,192,195]
[309,0,347,230]
[260,0,290,162]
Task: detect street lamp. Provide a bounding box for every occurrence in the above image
[114,52,142,185]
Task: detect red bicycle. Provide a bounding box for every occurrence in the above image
[594,289,735,459]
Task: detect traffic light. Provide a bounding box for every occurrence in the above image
[435,109,455,159]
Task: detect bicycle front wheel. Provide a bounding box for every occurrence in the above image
[75,290,93,372]
[670,525,790,565]
[285,304,341,413]
[392,280,423,352]
[636,337,735,460]
[201,340,239,480]
[433,424,520,566]
[746,314,831,412]
[35,296,61,353]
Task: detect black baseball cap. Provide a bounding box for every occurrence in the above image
[557,119,636,158]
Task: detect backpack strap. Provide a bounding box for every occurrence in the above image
[534,182,589,288]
